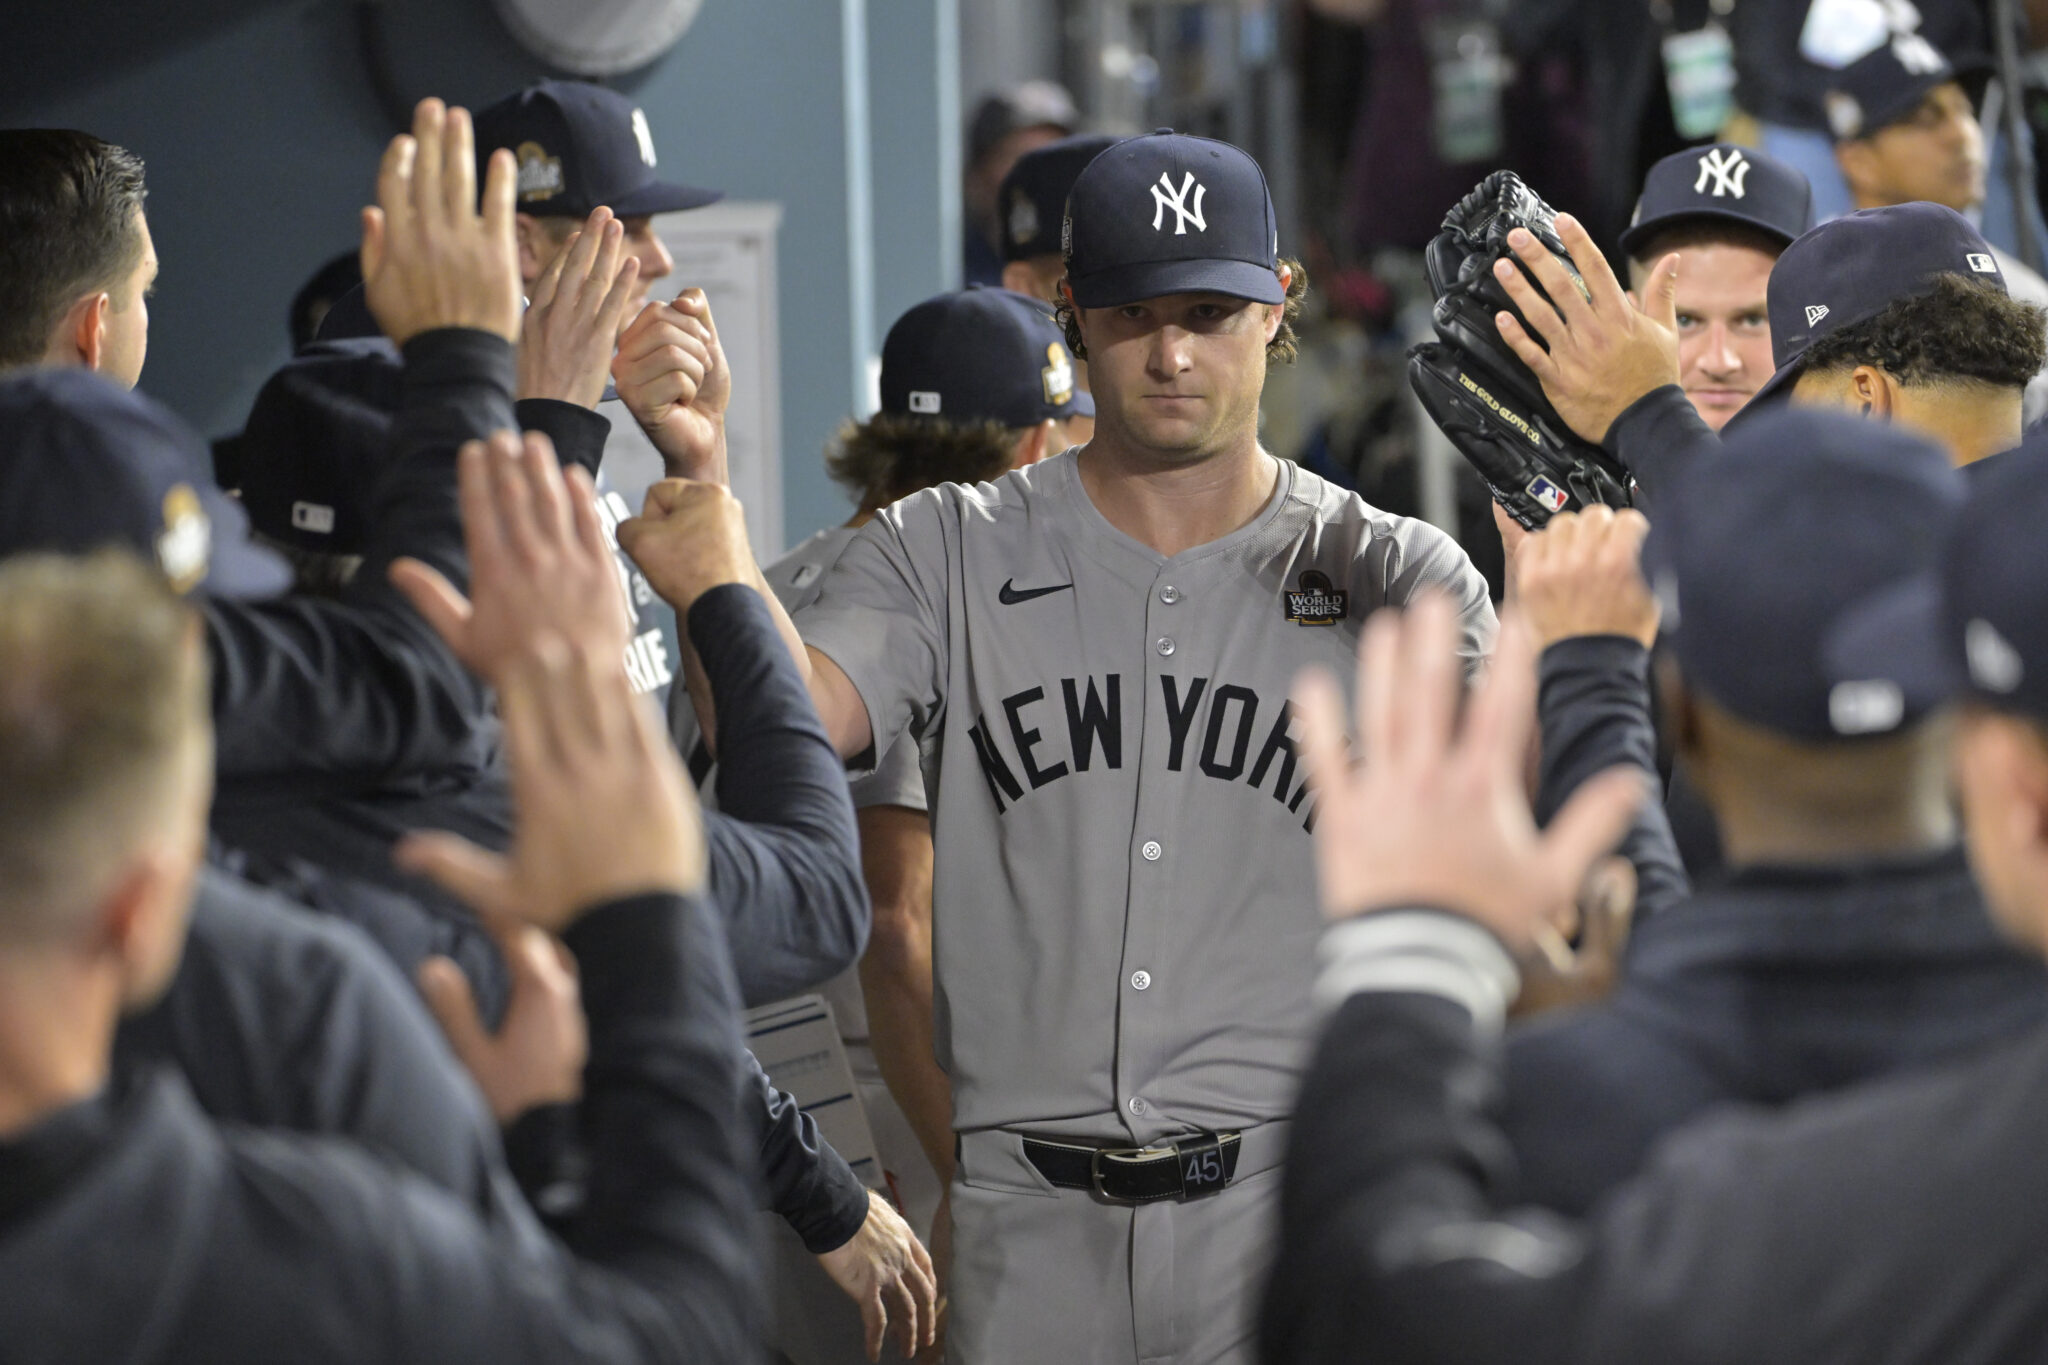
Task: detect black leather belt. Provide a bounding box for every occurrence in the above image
[1022,1131,1241,1204]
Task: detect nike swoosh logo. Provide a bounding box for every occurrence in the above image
[999,578,1073,605]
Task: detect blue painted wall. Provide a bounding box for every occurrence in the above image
[2,0,958,545]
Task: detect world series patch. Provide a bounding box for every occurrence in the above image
[1284,570,1348,626]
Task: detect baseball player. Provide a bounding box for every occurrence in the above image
[622,131,1494,1364]
[1825,32,2048,422]
[1617,144,1812,431]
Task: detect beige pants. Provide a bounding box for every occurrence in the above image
[943,1128,1286,1365]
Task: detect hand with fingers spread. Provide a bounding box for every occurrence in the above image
[1492,213,1682,446]
[390,429,632,684]
[816,1192,941,1362]
[361,98,523,346]
[396,636,705,934]
[1292,596,1645,945]
[418,916,587,1123]
[1511,855,1637,1018]
[613,288,732,482]
[1512,505,1660,651]
[615,477,757,616]
[517,208,645,408]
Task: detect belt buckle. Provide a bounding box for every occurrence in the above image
[1088,1144,1139,1201]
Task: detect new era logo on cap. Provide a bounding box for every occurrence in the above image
[1806,304,1830,326]
[1694,147,1751,199]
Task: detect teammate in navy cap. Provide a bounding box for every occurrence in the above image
[998,133,1121,302]
[964,81,1080,285]
[621,128,1495,1365]
[1617,144,1813,430]
[1825,31,2048,421]
[1260,409,2048,1365]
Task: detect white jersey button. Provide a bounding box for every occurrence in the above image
[1159,584,1181,604]
[1128,1096,1149,1116]
[1156,636,1175,656]
[1141,840,1162,861]
[1131,969,1152,990]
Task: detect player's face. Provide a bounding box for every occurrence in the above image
[1078,290,1276,462]
[1859,84,1987,212]
[1668,242,1776,430]
[99,212,156,391]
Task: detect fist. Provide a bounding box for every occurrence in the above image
[616,478,756,615]
[1514,506,1660,652]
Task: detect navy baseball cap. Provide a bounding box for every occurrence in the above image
[0,369,290,598]
[1825,31,1990,142]
[1826,430,2048,722]
[225,339,404,555]
[968,82,1079,166]
[1062,131,1284,309]
[1740,201,2006,414]
[1617,143,1813,259]
[474,80,722,218]
[1000,134,1120,262]
[880,287,1094,428]
[1644,406,1965,741]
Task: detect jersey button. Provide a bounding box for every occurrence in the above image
[1156,636,1175,656]
[1159,585,1181,604]
[1141,840,1162,861]
[1130,969,1152,990]
[1128,1096,1149,1117]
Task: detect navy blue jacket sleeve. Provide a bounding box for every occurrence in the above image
[515,398,611,480]
[205,328,514,791]
[744,1050,871,1253]
[689,583,870,1004]
[1603,383,1720,505]
[1533,637,1688,923]
[116,867,506,1210]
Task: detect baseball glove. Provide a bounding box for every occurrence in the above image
[1406,170,1633,530]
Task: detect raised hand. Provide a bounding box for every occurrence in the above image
[815,1193,941,1361]
[1511,505,1660,651]
[1491,213,1682,446]
[389,429,632,684]
[1511,855,1637,1018]
[615,477,757,616]
[395,635,705,934]
[418,910,587,1123]
[1292,596,1645,945]
[517,208,645,408]
[360,98,522,346]
[612,288,732,482]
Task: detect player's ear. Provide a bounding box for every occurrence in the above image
[1010,420,1055,469]
[1265,264,1294,344]
[1834,141,1874,198]
[512,214,550,284]
[58,292,111,371]
[1849,365,1895,420]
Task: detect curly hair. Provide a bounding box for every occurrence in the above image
[1053,257,1309,364]
[1798,273,2047,390]
[827,412,1021,510]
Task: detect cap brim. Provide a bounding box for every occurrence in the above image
[1820,574,1961,715]
[1722,355,1805,433]
[1619,208,1798,259]
[195,481,293,599]
[1069,257,1285,309]
[603,181,726,217]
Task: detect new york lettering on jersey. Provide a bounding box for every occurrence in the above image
[797,450,1493,1143]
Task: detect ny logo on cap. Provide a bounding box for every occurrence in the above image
[1694,147,1751,199]
[1806,304,1830,327]
[1150,171,1208,235]
[631,108,658,168]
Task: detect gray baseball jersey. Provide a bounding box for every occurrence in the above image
[795,448,1495,1143]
